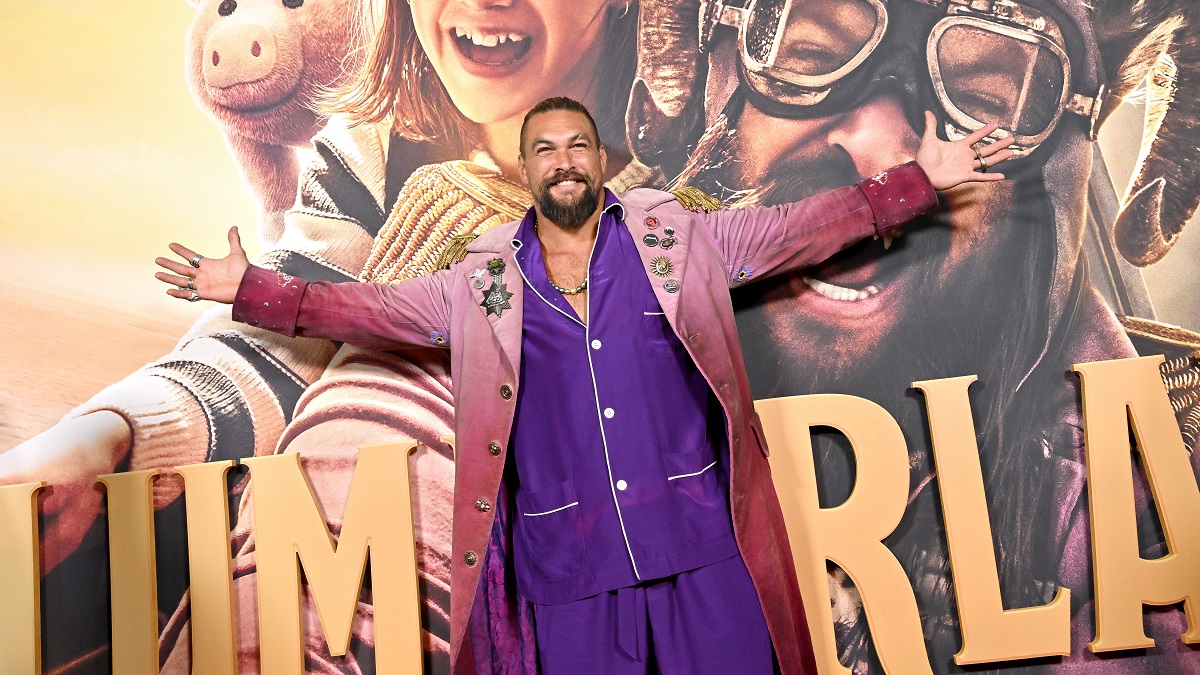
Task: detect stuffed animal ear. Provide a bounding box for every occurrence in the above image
[1094,0,1200,266]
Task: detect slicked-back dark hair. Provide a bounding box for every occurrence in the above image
[519,97,601,155]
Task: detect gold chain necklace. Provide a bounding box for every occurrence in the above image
[534,219,588,295]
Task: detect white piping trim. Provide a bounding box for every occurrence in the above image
[643,311,665,316]
[512,237,587,328]
[582,227,642,580]
[667,461,718,481]
[522,501,579,517]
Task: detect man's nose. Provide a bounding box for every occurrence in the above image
[826,95,920,179]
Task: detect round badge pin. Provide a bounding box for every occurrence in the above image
[663,280,680,293]
[644,216,660,230]
[664,226,675,236]
[643,233,660,247]
[659,237,677,250]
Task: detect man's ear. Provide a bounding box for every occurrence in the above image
[518,153,528,187]
[599,144,607,176]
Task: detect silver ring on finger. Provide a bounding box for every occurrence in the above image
[186,276,195,291]
[190,254,204,268]
[188,290,201,302]
[973,146,987,173]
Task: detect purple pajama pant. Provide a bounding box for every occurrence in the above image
[533,553,775,674]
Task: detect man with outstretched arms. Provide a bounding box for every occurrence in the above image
[157,97,1011,673]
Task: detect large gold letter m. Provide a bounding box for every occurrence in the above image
[245,442,423,674]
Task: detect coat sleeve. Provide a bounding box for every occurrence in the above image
[233,264,455,353]
[697,161,938,287]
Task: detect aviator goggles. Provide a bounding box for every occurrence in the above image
[699,0,1103,155]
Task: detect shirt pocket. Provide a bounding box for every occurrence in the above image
[663,449,733,543]
[641,293,685,359]
[517,479,585,582]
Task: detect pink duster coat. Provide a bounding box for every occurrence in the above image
[232,162,937,673]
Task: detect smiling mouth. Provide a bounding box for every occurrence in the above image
[802,232,903,303]
[452,27,532,67]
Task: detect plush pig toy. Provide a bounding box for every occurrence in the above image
[185,0,355,244]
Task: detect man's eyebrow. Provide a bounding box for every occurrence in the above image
[531,133,591,147]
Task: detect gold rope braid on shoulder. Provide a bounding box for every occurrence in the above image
[1120,315,1200,453]
[669,186,721,213]
[360,160,531,284]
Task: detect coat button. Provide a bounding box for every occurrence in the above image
[488,441,502,456]
[500,384,513,399]
[476,499,491,512]
[464,551,478,566]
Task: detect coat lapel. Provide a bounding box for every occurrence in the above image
[625,207,692,334]
[467,233,525,377]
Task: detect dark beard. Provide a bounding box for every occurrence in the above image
[536,176,601,230]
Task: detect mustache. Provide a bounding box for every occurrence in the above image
[540,170,592,191]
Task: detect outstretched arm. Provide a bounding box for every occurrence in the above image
[156,227,454,353]
[699,112,1016,286]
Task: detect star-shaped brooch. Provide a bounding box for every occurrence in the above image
[480,258,513,317]
[481,280,513,317]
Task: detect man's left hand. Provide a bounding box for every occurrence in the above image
[916,111,1016,190]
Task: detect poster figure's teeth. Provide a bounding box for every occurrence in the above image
[803,276,881,302]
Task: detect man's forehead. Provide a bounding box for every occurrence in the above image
[525,111,597,145]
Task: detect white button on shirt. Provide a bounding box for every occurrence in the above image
[604,407,615,419]
[616,480,628,491]
[591,339,602,350]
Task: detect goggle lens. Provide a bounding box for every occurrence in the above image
[934,24,1065,138]
[770,0,883,79]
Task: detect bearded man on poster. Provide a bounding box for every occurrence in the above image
[156,97,1011,673]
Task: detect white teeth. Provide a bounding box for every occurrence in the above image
[803,276,880,302]
[882,233,895,250]
[454,27,527,46]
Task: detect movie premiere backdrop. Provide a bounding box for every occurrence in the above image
[1,0,1198,672]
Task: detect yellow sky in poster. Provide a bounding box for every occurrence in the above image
[0,1,262,326]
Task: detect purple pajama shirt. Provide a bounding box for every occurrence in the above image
[506,190,772,671]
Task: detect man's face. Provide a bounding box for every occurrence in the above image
[733,92,1023,385]
[410,0,616,126]
[519,109,607,229]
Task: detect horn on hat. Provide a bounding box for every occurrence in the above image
[1095,0,1200,267]
[625,0,707,178]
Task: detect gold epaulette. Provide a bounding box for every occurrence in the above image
[361,160,530,284]
[1120,315,1200,453]
[434,233,479,270]
[670,186,722,213]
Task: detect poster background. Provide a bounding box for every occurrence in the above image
[1,0,1198,672]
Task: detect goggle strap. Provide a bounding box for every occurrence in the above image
[1066,87,1103,141]
[716,3,745,29]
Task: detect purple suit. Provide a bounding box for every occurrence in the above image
[232,162,938,673]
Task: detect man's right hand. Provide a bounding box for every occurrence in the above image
[155,226,250,304]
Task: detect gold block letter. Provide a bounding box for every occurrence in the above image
[98,470,162,675]
[914,376,1070,664]
[175,460,238,675]
[0,481,45,674]
[1074,356,1200,651]
[758,394,933,674]
[245,442,423,674]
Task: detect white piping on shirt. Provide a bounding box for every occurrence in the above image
[523,501,580,517]
[666,461,718,481]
